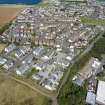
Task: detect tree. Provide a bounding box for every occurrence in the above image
[0,22,11,35]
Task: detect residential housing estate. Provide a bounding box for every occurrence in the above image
[0,0,105,94]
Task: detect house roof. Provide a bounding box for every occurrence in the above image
[38,71,49,78]
[33,46,44,55]
[72,75,84,86]
[5,43,16,52]
[86,92,96,105]
[96,80,105,105]
[16,63,30,75]
[0,57,7,65]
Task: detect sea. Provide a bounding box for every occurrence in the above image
[0,0,42,5]
[0,0,104,5]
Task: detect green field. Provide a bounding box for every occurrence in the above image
[81,17,105,26]
[90,35,105,59]
[0,74,51,105]
[97,69,105,81]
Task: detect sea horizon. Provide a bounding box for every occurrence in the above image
[0,0,104,5]
[0,0,42,5]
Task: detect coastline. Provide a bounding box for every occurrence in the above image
[0,4,27,8]
[0,0,46,7]
[0,0,49,27]
[0,0,42,5]
[0,4,27,6]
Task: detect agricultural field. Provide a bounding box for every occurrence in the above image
[0,5,26,26]
[0,75,51,105]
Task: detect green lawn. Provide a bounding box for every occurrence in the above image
[90,35,105,59]
[26,68,38,79]
[81,17,105,26]
[97,69,105,81]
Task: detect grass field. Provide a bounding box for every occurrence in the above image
[0,5,26,26]
[0,75,50,105]
[81,16,105,26]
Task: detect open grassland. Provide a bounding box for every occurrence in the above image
[0,75,51,105]
[0,5,26,26]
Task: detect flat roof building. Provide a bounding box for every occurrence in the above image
[86,92,96,105]
[96,80,105,105]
